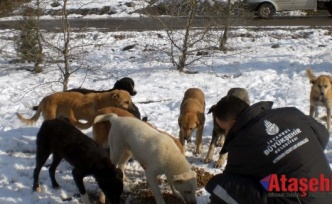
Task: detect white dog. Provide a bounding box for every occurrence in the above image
[94,113,197,204]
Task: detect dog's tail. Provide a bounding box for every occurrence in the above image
[94,113,118,124]
[306,68,316,83]
[16,105,42,125]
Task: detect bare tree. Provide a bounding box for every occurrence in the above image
[32,0,114,92]
[213,0,254,51]
[41,0,82,91]
[60,0,71,91]
[218,0,231,50]
[145,0,213,72]
[34,0,44,73]
[175,0,196,72]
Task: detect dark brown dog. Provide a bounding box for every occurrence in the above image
[204,88,250,168]
[178,88,205,154]
[33,119,123,204]
[306,68,332,132]
[16,90,134,129]
[93,107,184,154]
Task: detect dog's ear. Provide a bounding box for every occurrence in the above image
[172,170,197,182]
[306,68,317,82]
[207,105,216,114]
[310,79,316,84]
[178,116,182,126]
[111,93,120,101]
[197,113,205,126]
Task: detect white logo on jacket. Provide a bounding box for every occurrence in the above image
[264,120,279,135]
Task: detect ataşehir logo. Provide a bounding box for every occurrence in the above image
[260,174,332,197]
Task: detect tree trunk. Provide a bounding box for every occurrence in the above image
[34,0,43,73]
[62,0,71,91]
[219,0,231,50]
[177,0,196,72]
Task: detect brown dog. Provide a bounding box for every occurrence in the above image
[204,88,250,168]
[93,107,136,147]
[16,90,134,129]
[306,68,332,131]
[93,107,185,154]
[178,88,205,154]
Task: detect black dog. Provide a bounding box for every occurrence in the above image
[33,119,123,204]
[67,77,137,96]
[203,88,250,168]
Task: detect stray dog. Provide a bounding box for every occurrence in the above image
[33,119,123,204]
[93,107,136,147]
[94,114,197,204]
[67,77,142,120]
[178,88,205,154]
[68,77,137,96]
[306,68,332,131]
[93,107,184,154]
[16,90,133,129]
[204,88,250,168]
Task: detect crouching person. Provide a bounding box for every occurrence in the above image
[205,95,332,204]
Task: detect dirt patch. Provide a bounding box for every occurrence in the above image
[126,180,184,204]
[193,167,215,188]
[88,166,215,203]
[122,166,214,203]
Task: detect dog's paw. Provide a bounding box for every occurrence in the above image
[216,141,223,147]
[214,161,225,168]
[203,157,212,164]
[195,149,202,155]
[99,192,106,204]
[33,186,42,193]
[216,136,225,147]
[52,184,60,189]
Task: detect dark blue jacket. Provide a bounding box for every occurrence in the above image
[207,101,331,204]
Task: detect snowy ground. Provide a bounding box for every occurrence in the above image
[0,0,331,204]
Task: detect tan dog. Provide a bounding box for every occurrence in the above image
[16,90,133,129]
[178,88,205,154]
[94,113,197,204]
[93,107,184,154]
[306,68,332,131]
